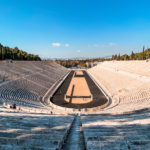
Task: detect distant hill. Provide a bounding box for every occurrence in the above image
[0,43,41,61]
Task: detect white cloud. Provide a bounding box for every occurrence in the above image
[77,50,81,53]
[51,42,70,48]
[108,42,116,47]
[51,42,61,47]
[93,44,99,47]
[64,43,70,47]
[93,42,117,48]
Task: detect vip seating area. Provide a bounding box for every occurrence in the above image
[88,60,150,114]
[81,110,150,150]
[0,61,69,110]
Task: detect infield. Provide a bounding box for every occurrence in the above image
[65,71,92,104]
[51,70,108,109]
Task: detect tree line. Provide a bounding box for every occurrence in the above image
[112,46,150,60]
[55,58,107,68]
[0,43,41,61]
[55,59,87,68]
[56,46,150,68]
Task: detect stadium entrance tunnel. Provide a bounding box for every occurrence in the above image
[50,70,109,111]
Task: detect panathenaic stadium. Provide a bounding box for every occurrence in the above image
[0,60,150,150]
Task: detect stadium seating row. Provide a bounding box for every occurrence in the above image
[0,61,67,81]
[0,106,74,150]
[81,110,150,149]
[100,60,150,77]
[88,61,150,114]
[0,61,69,110]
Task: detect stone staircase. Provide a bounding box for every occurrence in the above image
[63,115,86,150]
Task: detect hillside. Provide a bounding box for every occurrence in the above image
[0,43,41,61]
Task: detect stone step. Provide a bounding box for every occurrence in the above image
[0,137,60,148]
[63,115,85,150]
[0,144,56,150]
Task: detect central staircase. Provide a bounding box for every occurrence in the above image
[63,115,86,150]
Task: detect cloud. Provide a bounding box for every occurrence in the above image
[93,44,99,47]
[51,42,61,47]
[51,42,70,48]
[101,42,117,48]
[93,42,117,48]
[64,43,70,47]
[77,50,81,53]
[108,42,116,47]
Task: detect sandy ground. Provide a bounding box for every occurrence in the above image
[75,71,83,76]
[65,71,92,104]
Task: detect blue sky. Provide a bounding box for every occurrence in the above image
[0,0,150,58]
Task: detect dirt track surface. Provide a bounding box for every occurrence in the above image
[75,71,83,75]
[51,70,108,109]
[65,71,92,104]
